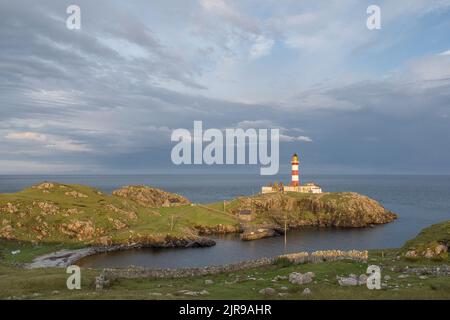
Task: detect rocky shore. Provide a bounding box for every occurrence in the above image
[25,236,216,269]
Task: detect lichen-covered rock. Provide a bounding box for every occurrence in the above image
[105,204,137,220]
[1,203,19,214]
[0,223,14,239]
[60,220,98,241]
[33,182,55,190]
[64,191,88,198]
[112,185,190,207]
[35,201,59,215]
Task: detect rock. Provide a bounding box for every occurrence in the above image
[278,293,289,297]
[419,275,428,280]
[176,289,210,296]
[278,252,309,264]
[258,288,276,296]
[384,275,391,281]
[36,201,59,215]
[358,274,368,285]
[280,286,288,291]
[241,228,279,241]
[11,250,21,255]
[302,288,312,295]
[273,275,287,281]
[0,224,14,240]
[65,191,88,198]
[337,276,358,286]
[404,242,448,260]
[33,182,55,190]
[289,272,314,285]
[398,274,409,279]
[112,185,190,207]
[105,204,138,220]
[95,274,110,290]
[205,279,214,285]
[60,220,97,241]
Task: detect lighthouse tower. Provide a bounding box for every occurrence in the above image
[291,153,299,187]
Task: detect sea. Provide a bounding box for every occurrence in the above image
[1,174,449,268]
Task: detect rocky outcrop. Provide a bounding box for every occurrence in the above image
[405,242,448,260]
[231,192,397,228]
[194,224,241,235]
[240,227,282,241]
[59,220,102,241]
[112,185,191,207]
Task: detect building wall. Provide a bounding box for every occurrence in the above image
[261,185,322,194]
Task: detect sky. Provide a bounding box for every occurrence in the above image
[1,0,450,175]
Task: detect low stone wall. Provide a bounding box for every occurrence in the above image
[103,257,275,280]
[102,250,369,280]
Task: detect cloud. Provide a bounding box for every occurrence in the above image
[236,120,312,143]
[1,1,450,174]
[249,35,274,59]
[6,131,90,152]
[279,134,312,142]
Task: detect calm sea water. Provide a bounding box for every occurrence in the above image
[1,174,449,268]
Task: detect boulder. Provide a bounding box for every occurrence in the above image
[258,288,276,296]
[358,274,368,285]
[289,272,315,285]
[337,275,358,286]
[302,288,312,295]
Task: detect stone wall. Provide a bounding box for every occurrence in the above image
[102,250,368,280]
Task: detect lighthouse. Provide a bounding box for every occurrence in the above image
[291,153,299,187]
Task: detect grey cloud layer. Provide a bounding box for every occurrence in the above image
[1,1,450,174]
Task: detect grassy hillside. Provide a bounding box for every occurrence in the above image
[402,220,450,261]
[0,182,239,245]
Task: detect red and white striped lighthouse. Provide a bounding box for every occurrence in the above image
[291,153,299,187]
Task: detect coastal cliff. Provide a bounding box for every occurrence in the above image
[0,182,396,246]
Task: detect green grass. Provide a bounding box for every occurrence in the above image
[0,253,449,300]
[0,222,449,300]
